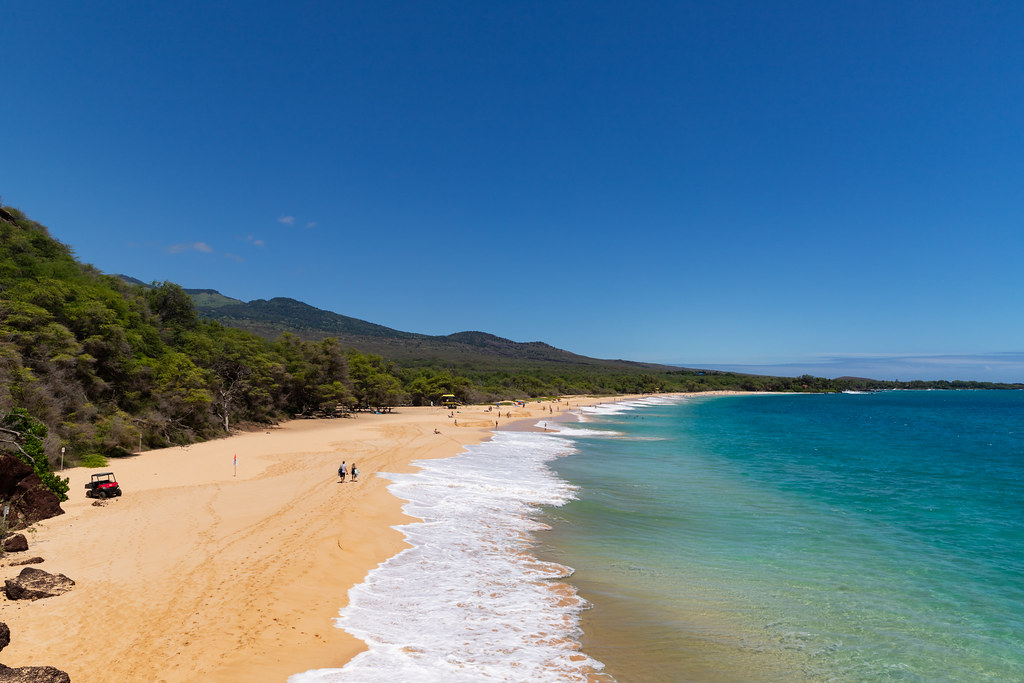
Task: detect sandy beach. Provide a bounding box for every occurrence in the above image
[0,397,612,681]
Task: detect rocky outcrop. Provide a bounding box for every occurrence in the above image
[5,558,43,567]
[0,456,64,531]
[1,535,28,553]
[3,568,74,601]
[0,622,71,681]
[0,664,71,682]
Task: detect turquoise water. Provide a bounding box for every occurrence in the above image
[539,392,1024,682]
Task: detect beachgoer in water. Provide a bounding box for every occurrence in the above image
[338,461,347,482]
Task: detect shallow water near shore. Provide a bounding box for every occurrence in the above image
[540,391,1024,681]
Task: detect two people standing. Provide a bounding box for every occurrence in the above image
[338,460,359,482]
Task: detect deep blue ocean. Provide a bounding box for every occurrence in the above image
[539,392,1024,682]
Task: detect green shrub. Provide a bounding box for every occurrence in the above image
[77,453,108,468]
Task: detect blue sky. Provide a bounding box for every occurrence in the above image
[4,2,1023,382]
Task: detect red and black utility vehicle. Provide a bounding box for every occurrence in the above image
[85,472,122,499]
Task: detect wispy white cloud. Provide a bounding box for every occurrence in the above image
[245,234,265,247]
[164,241,246,263]
[167,241,214,254]
[277,213,317,229]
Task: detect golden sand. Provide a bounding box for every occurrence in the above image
[0,397,614,681]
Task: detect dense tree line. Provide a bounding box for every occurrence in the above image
[1,203,1020,494]
[0,207,406,464]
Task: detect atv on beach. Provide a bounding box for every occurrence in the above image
[85,472,122,499]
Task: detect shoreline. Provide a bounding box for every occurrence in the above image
[0,396,619,680]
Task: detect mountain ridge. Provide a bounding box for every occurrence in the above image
[169,285,678,371]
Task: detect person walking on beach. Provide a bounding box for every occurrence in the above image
[351,463,359,482]
[338,461,347,482]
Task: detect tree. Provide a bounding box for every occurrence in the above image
[0,408,70,501]
[146,281,199,332]
[404,369,472,406]
[271,335,354,414]
[347,350,407,412]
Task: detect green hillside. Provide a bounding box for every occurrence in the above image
[188,294,424,340]
[181,288,244,309]
[184,289,678,373]
[0,204,405,471]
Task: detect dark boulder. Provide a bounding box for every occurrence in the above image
[0,622,9,652]
[0,207,19,224]
[7,557,44,567]
[2,535,28,553]
[0,664,71,682]
[3,568,74,601]
[0,456,64,530]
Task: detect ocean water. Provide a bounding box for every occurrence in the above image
[293,391,1024,682]
[541,392,1024,682]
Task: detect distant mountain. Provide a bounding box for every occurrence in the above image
[180,287,673,372]
[115,274,149,287]
[184,288,245,309]
[187,293,422,340]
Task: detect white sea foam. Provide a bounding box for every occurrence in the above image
[546,423,623,437]
[577,395,687,419]
[290,431,604,683]
[578,403,633,416]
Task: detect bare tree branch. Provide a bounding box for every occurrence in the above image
[0,428,34,464]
